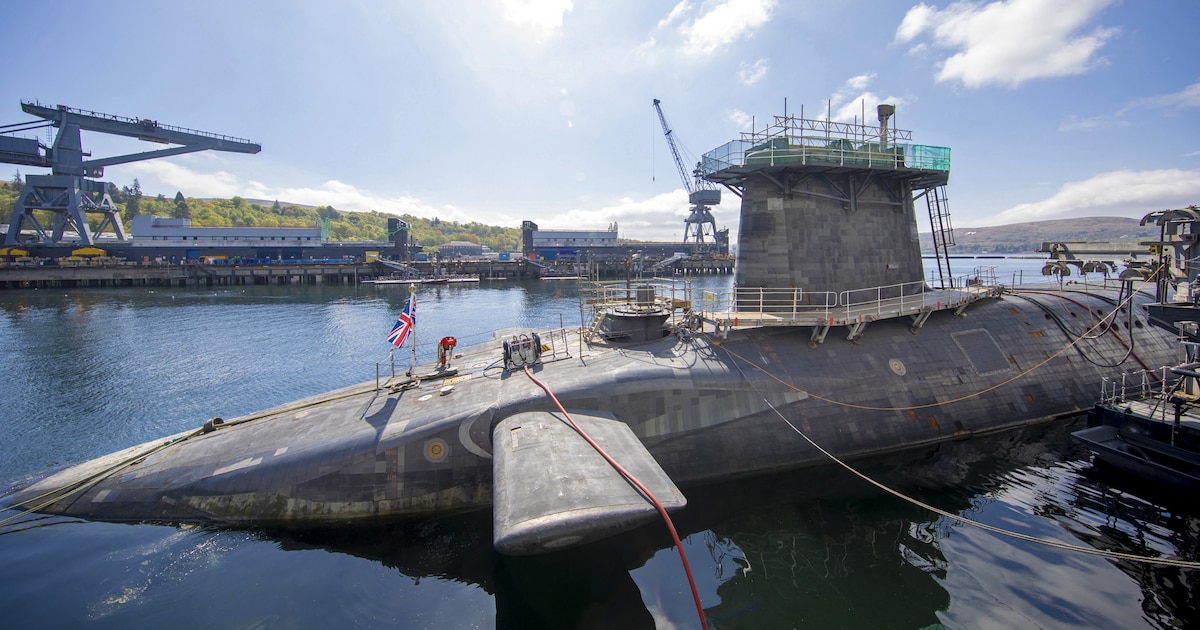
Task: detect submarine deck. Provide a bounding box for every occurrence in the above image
[699,280,1000,335]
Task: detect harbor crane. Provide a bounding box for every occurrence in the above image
[1,101,260,246]
[653,99,720,247]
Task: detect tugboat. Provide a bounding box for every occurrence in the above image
[1074,207,1200,490]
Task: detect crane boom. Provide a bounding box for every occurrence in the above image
[4,100,261,246]
[652,99,721,248]
[19,101,260,177]
[653,98,695,195]
[652,99,719,206]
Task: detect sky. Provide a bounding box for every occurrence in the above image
[2,0,1199,242]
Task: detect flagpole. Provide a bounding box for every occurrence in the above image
[408,284,417,373]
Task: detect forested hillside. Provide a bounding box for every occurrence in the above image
[1,177,522,252]
[920,216,1158,254]
[3,175,1163,256]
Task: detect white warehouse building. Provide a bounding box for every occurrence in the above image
[129,215,326,247]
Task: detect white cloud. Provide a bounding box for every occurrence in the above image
[896,3,935,42]
[126,161,244,198]
[1057,114,1128,132]
[906,42,929,56]
[127,161,476,222]
[990,169,1200,224]
[737,58,770,85]
[499,0,573,35]
[1119,79,1200,115]
[679,0,776,57]
[895,0,1118,88]
[831,94,902,124]
[123,159,735,243]
[845,73,873,91]
[657,1,692,29]
[820,74,905,124]
[728,108,752,129]
[545,190,737,242]
[1062,79,1200,132]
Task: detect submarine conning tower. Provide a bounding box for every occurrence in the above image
[702,103,953,308]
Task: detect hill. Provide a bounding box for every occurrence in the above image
[919,216,1157,255]
[0,181,522,253]
[2,179,1160,256]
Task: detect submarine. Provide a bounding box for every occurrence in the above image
[3,104,1182,555]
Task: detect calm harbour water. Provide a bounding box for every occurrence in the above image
[0,260,1196,629]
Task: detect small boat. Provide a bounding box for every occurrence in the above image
[361,276,420,285]
[1071,207,1200,490]
[363,274,480,286]
[1074,335,1200,491]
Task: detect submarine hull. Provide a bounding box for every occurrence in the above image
[6,287,1174,527]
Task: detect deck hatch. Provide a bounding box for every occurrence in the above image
[951,329,1011,375]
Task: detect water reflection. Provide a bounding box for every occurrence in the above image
[1071,464,1200,628]
[3,276,1197,628]
[2,417,1196,628]
[245,420,1200,629]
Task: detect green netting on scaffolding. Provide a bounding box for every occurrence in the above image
[910,145,951,171]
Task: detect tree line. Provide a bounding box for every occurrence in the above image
[3,175,522,253]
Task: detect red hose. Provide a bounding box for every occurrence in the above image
[521,366,708,630]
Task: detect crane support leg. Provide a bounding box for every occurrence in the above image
[5,174,124,246]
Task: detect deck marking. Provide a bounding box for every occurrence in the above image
[213,457,263,476]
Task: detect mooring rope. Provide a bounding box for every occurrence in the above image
[706,272,1154,413]
[0,429,203,530]
[716,341,1200,570]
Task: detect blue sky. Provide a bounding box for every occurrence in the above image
[3,0,1198,242]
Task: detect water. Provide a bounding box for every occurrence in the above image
[0,263,1195,629]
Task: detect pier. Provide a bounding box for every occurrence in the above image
[0,255,734,290]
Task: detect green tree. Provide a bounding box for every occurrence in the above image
[121,178,142,223]
[174,191,190,219]
[107,182,124,203]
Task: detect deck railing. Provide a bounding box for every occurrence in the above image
[581,278,695,336]
[697,274,989,327]
[702,138,951,175]
[701,109,951,178]
[1098,368,1174,406]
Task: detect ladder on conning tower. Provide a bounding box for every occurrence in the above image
[923,185,955,289]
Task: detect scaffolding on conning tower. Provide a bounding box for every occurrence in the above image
[699,102,951,186]
[700,101,958,288]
